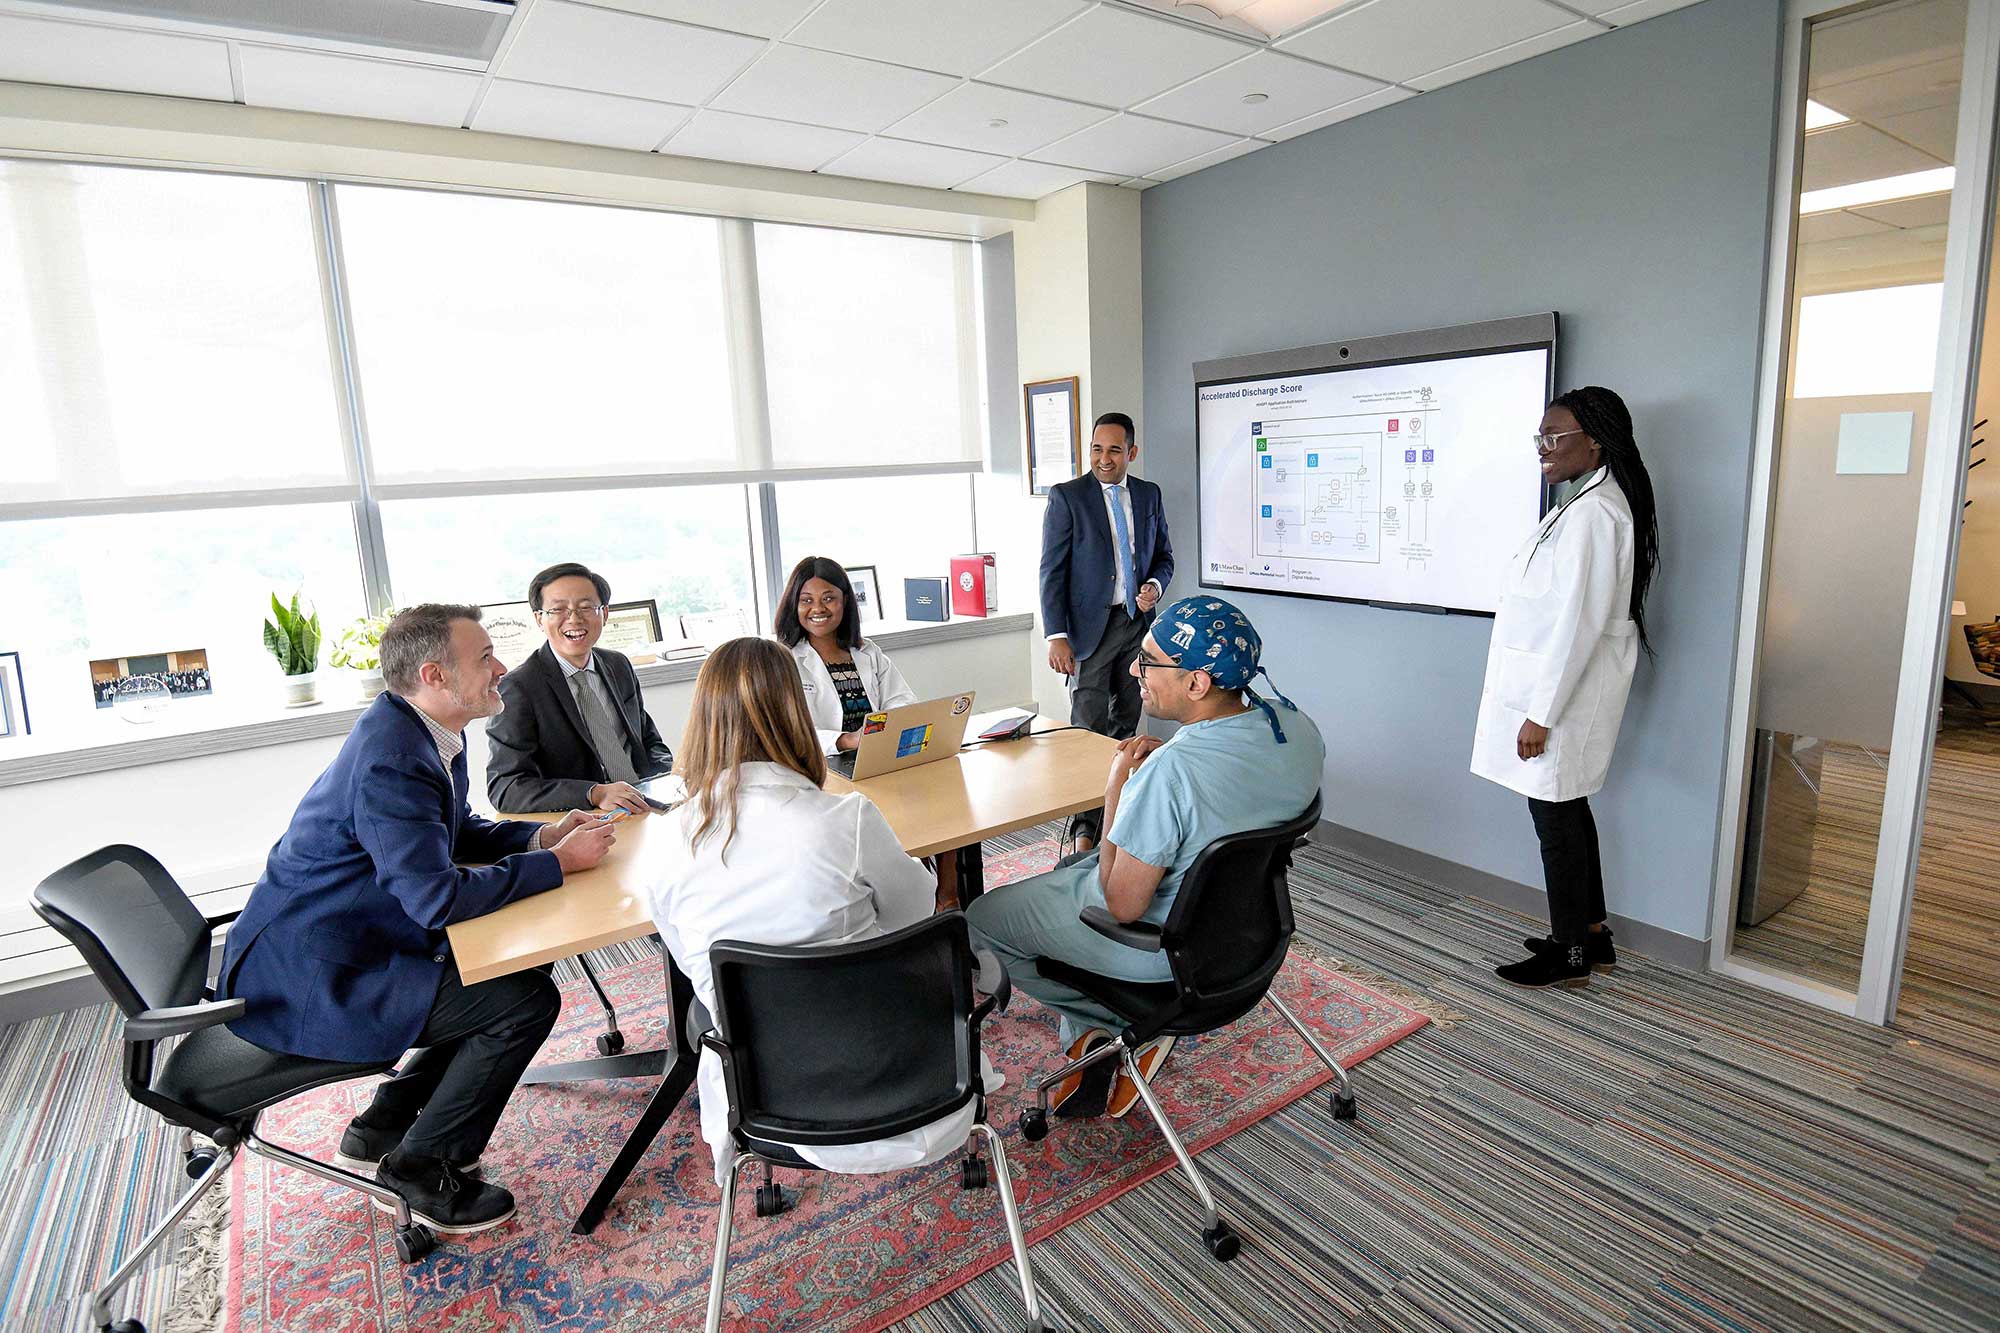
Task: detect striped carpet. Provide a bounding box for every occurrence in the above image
[5,824,1999,1331]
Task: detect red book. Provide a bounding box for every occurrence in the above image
[950,553,996,618]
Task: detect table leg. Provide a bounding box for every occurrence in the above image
[520,1049,668,1085]
[571,1051,697,1234]
[955,840,986,904]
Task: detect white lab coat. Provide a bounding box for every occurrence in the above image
[1470,469,1638,802]
[644,762,982,1185]
[787,637,917,756]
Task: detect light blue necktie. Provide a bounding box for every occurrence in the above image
[1110,483,1138,619]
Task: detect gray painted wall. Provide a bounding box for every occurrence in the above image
[1139,0,1782,942]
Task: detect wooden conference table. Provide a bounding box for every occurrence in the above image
[446,714,1118,1233]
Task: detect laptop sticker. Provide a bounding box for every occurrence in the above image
[951,694,973,716]
[862,713,888,735]
[896,723,933,758]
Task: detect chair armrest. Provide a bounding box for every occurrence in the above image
[970,948,1012,1022]
[124,997,246,1042]
[1080,905,1164,952]
[205,909,242,929]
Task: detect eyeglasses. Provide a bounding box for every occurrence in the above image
[536,603,604,621]
[1531,429,1587,454]
[1132,652,1191,675]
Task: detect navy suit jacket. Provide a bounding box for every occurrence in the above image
[218,693,564,1063]
[1039,473,1175,661]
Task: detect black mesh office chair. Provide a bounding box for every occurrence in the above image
[1016,794,1351,1261]
[32,846,438,1333]
[699,912,1046,1333]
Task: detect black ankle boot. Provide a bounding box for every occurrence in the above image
[1497,942,1592,988]
[1521,929,1616,971]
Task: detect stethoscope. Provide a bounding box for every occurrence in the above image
[1523,463,1607,569]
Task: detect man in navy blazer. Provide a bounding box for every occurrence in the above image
[218,604,617,1236]
[1040,411,1175,847]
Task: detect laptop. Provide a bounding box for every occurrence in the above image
[828,691,978,781]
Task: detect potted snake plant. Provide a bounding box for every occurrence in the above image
[263,590,322,707]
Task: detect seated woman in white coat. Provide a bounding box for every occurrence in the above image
[643,636,993,1185]
[1471,385,1660,989]
[774,556,917,756]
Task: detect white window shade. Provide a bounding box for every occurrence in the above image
[0,162,351,507]
[754,223,981,475]
[336,185,740,489]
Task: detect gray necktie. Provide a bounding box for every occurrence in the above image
[571,670,641,786]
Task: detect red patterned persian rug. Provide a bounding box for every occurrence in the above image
[225,842,1429,1331]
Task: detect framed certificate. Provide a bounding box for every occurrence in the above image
[1024,376,1082,497]
[600,599,664,653]
[478,600,541,671]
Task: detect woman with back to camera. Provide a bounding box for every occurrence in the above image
[1472,385,1660,988]
[774,556,916,757]
[643,636,995,1185]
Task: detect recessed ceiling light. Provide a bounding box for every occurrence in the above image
[1241,92,1270,105]
[987,118,1009,129]
[1799,166,1954,215]
[1804,99,1850,131]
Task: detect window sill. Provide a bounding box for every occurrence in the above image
[0,612,1035,789]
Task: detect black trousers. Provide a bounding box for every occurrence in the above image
[1527,796,1607,943]
[1069,606,1149,843]
[357,961,561,1163]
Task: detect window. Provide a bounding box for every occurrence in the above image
[754,223,980,472]
[381,485,756,624]
[336,186,738,486]
[0,505,366,745]
[0,161,348,504]
[773,474,977,616]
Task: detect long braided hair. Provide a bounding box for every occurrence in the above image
[1550,385,1660,657]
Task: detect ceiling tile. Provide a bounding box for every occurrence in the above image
[661,108,865,172]
[1593,0,1706,24]
[1148,136,1268,182]
[499,1,765,104]
[1847,193,1954,230]
[579,0,822,38]
[472,81,693,151]
[1797,210,1897,244]
[1134,49,1383,136]
[1034,113,1241,178]
[1802,122,1949,193]
[1407,19,1592,92]
[984,4,1248,104]
[711,44,957,134]
[1872,103,1959,161]
[886,82,1111,158]
[789,0,1089,77]
[1276,0,1572,85]
[1261,84,1414,140]
[955,158,1118,199]
[238,47,479,126]
[822,137,1009,190]
[0,14,233,102]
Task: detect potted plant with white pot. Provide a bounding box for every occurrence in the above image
[330,611,392,701]
[263,591,322,708]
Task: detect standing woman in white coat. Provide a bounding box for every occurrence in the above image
[1472,386,1660,988]
[775,556,917,756]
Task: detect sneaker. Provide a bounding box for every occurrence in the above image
[373,1156,515,1235]
[334,1120,481,1177]
[1496,943,1593,989]
[1107,1036,1174,1119]
[1521,929,1616,971]
[1050,1029,1115,1119]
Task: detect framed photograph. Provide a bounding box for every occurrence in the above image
[600,599,664,654]
[679,606,756,647]
[0,652,26,739]
[478,600,541,671]
[90,649,212,713]
[846,564,884,623]
[1024,375,1082,497]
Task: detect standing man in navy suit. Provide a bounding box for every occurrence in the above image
[217,604,618,1236]
[1040,411,1175,849]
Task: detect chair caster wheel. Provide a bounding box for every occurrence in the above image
[1331,1092,1357,1121]
[1202,1221,1240,1262]
[1019,1109,1048,1143]
[106,1320,146,1333]
[754,1182,788,1217]
[394,1223,436,1264]
[960,1156,989,1189]
[184,1146,220,1180]
[596,1031,625,1056]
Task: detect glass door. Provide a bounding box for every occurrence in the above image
[1712,0,2000,1018]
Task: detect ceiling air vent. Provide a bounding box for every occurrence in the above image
[30,0,516,64]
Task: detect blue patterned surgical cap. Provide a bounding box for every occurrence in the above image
[1149,596,1298,742]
